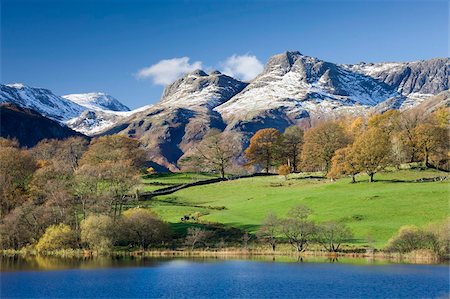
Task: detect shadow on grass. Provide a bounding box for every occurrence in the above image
[169,222,249,242]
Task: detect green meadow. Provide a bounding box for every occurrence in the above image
[138,169,449,248]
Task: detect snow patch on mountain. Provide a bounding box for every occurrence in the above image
[63,93,130,112]
[0,84,85,122]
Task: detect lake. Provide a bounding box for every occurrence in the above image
[1,255,449,298]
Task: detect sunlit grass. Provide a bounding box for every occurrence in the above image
[138,169,449,248]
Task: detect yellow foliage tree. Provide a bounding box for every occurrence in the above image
[300,121,349,173]
[36,224,77,252]
[328,147,359,183]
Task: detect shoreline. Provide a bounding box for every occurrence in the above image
[2,248,447,265]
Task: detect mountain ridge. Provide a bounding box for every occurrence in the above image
[1,51,448,170]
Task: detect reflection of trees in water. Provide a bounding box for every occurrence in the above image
[0,255,164,271]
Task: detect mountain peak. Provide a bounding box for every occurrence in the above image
[63,93,130,112]
[189,69,208,77]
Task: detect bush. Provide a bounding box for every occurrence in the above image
[426,218,450,258]
[80,215,115,252]
[117,209,171,249]
[386,225,439,254]
[278,164,291,180]
[36,224,77,252]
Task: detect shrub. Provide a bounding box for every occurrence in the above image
[36,224,77,252]
[426,218,450,257]
[118,209,171,249]
[80,214,115,252]
[386,225,439,254]
[278,164,291,180]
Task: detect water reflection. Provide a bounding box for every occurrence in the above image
[1,254,435,272]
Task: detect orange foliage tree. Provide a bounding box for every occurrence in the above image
[244,128,281,173]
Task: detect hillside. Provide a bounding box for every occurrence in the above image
[138,169,449,248]
[0,103,87,147]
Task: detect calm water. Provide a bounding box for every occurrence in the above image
[0,255,449,298]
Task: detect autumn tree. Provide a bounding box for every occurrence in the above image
[0,140,37,217]
[35,224,77,252]
[328,147,359,183]
[300,120,349,173]
[29,164,76,226]
[80,135,146,168]
[278,126,304,172]
[32,137,88,172]
[256,212,280,252]
[396,111,423,163]
[345,116,366,141]
[414,123,448,168]
[80,214,115,252]
[244,128,281,173]
[351,128,391,182]
[278,164,291,180]
[75,136,146,219]
[368,110,401,135]
[181,129,241,178]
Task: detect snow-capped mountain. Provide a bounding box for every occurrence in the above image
[66,105,152,135]
[2,51,448,170]
[103,51,448,170]
[216,51,402,136]
[0,84,139,135]
[100,70,247,170]
[0,84,85,122]
[63,92,130,112]
[344,57,449,109]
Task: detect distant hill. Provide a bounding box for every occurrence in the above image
[0,103,87,147]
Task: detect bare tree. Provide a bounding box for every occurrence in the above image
[316,221,353,253]
[184,227,214,250]
[256,213,280,252]
[280,205,316,252]
[183,129,241,178]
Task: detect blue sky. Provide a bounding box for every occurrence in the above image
[1,0,448,109]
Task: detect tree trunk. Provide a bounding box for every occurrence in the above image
[368,172,374,183]
[351,174,356,184]
[220,165,225,179]
[272,243,276,252]
[424,148,429,167]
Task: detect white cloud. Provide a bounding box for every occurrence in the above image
[137,57,203,85]
[221,54,264,81]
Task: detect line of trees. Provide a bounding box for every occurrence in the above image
[244,108,449,182]
[179,108,448,181]
[256,206,353,253]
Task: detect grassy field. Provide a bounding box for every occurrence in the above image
[137,169,449,248]
[141,172,219,192]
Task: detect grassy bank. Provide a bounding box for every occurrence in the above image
[136,169,449,248]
